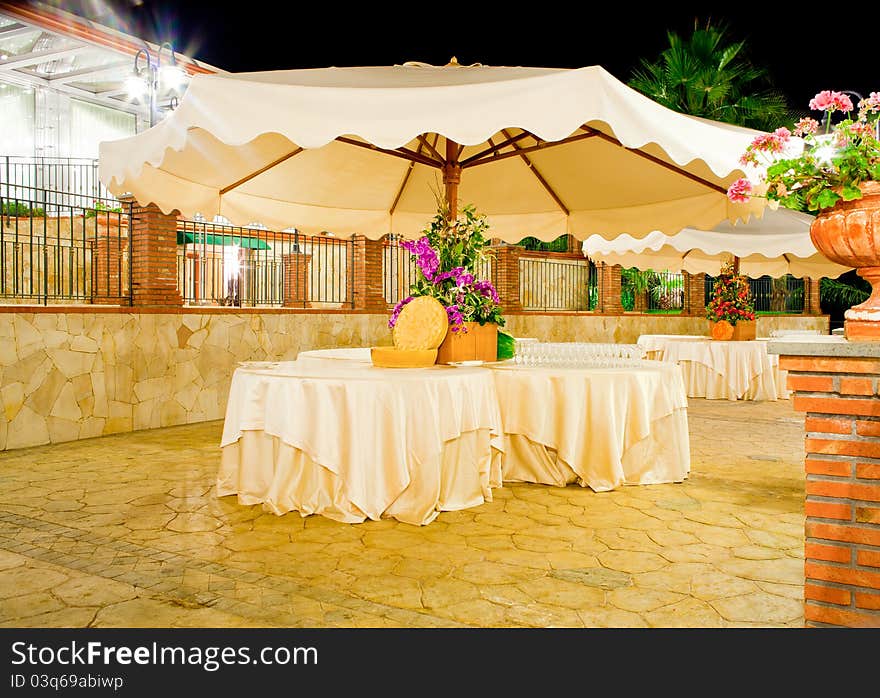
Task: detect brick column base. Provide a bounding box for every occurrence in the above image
[598,263,623,314]
[775,345,880,627]
[282,253,311,308]
[91,234,126,305]
[493,245,523,312]
[804,278,823,315]
[352,235,387,310]
[120,197,182,307]
[683,271,707,316]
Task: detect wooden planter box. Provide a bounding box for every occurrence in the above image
[709,319,756,341]
[436,322,498,363]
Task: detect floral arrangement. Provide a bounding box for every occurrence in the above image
[727,90,880,212]
[706,261,755,325]
[388,203,505,334]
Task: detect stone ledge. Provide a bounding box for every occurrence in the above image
[769,338,880,358]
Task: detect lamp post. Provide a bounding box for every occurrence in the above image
[126,42,187,128]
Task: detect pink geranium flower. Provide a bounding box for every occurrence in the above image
[809,90,854,113]
[794,117,820,136]
[726,177,753,203]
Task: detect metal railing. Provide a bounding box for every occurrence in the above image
[382,235,495,307]
[705,274,804,313]
[177,221,353,308]
[519,255,597,311]
[1,185,131,305]
[646,271,684,311]
[1,156,119,214]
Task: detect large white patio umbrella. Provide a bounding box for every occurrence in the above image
[99,61,767,241]
[582,207,851,279]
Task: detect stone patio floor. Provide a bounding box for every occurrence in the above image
[0,397,806,628]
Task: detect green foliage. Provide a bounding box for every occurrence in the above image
[517,235,569,252]
[497,330,515,360]
[391,202,505,332]
[1,201,45,217]
[738,96,880,213]
[628,20,792,131]
[821,276,870,306]
[85,200,123,219]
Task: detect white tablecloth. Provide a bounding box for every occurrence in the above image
[217,361,504,525]
[637,334,788,401]
[489,362,690,491]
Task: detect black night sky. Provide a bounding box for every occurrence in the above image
[46,0,878,113]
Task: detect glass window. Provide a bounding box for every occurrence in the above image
[0,81,35,156]
[68,99,135,158]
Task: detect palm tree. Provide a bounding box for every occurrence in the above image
[628,20,792,131]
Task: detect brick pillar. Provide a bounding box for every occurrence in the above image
[492,245,523,312]
[121,197,182,307]
[351,235,387,310]
[91,234,125,305]
[774,343,880,627]
[282,253,311,308]
[683,271,707,316]
[597,263,623,314]
[804,278,823,315]
[633,290,648,313]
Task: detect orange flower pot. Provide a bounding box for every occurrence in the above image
[436,322,498,363]
[809,180,880,340]
[709,319,756,341]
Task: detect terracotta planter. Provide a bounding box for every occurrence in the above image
[436,322,498,363]
[809,180,880,340]
[708,319,756,341]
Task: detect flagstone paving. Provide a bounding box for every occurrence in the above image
[0,397,805,628]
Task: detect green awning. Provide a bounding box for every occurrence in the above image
[177,231,270,250]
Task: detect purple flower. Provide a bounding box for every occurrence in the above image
[388,295,414,328]
[473,279,500,303]
[446,304,467,333]
[401,237,439,281]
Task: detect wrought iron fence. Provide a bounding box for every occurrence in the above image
[705,274,804,313]
[519,255,597,311]
[1,156,118,214]
[646,271,684,311]
[0,185,130,305]
[382,235,495,307]
[176,221,353,308]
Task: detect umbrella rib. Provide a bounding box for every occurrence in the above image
[415,134,446,164]
[500,128,569,215]
[335,137,443,169]
[462,131,599,169]
[579,126,728,194]
[390,136,433,215]
[460,131,533,166]
[219,147,304,195]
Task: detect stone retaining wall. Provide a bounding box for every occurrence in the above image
[0,308,829,451]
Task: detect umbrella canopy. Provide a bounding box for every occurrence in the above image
[582,207,851,279]
[99,62,767,241]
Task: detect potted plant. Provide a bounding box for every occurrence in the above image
[706,260,756,340]
[388,203,506,363]
[728,90,880,339]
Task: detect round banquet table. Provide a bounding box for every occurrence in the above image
[488,361,690,491]
[217,360,504,526]
[636,334,788,401]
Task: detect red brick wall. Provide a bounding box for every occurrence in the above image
[597,263,623,314]
[804,278,823,315]
[781,353,880,627]
[493,245,523,312]
[91,234,126,305]
[282,253,311,308]
[351,235,386,311]
[683,271,706,316]
[124,199,182,307]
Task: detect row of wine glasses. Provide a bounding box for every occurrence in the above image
[513,342,646,367]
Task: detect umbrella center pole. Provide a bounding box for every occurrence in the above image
[443,138,461,221]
